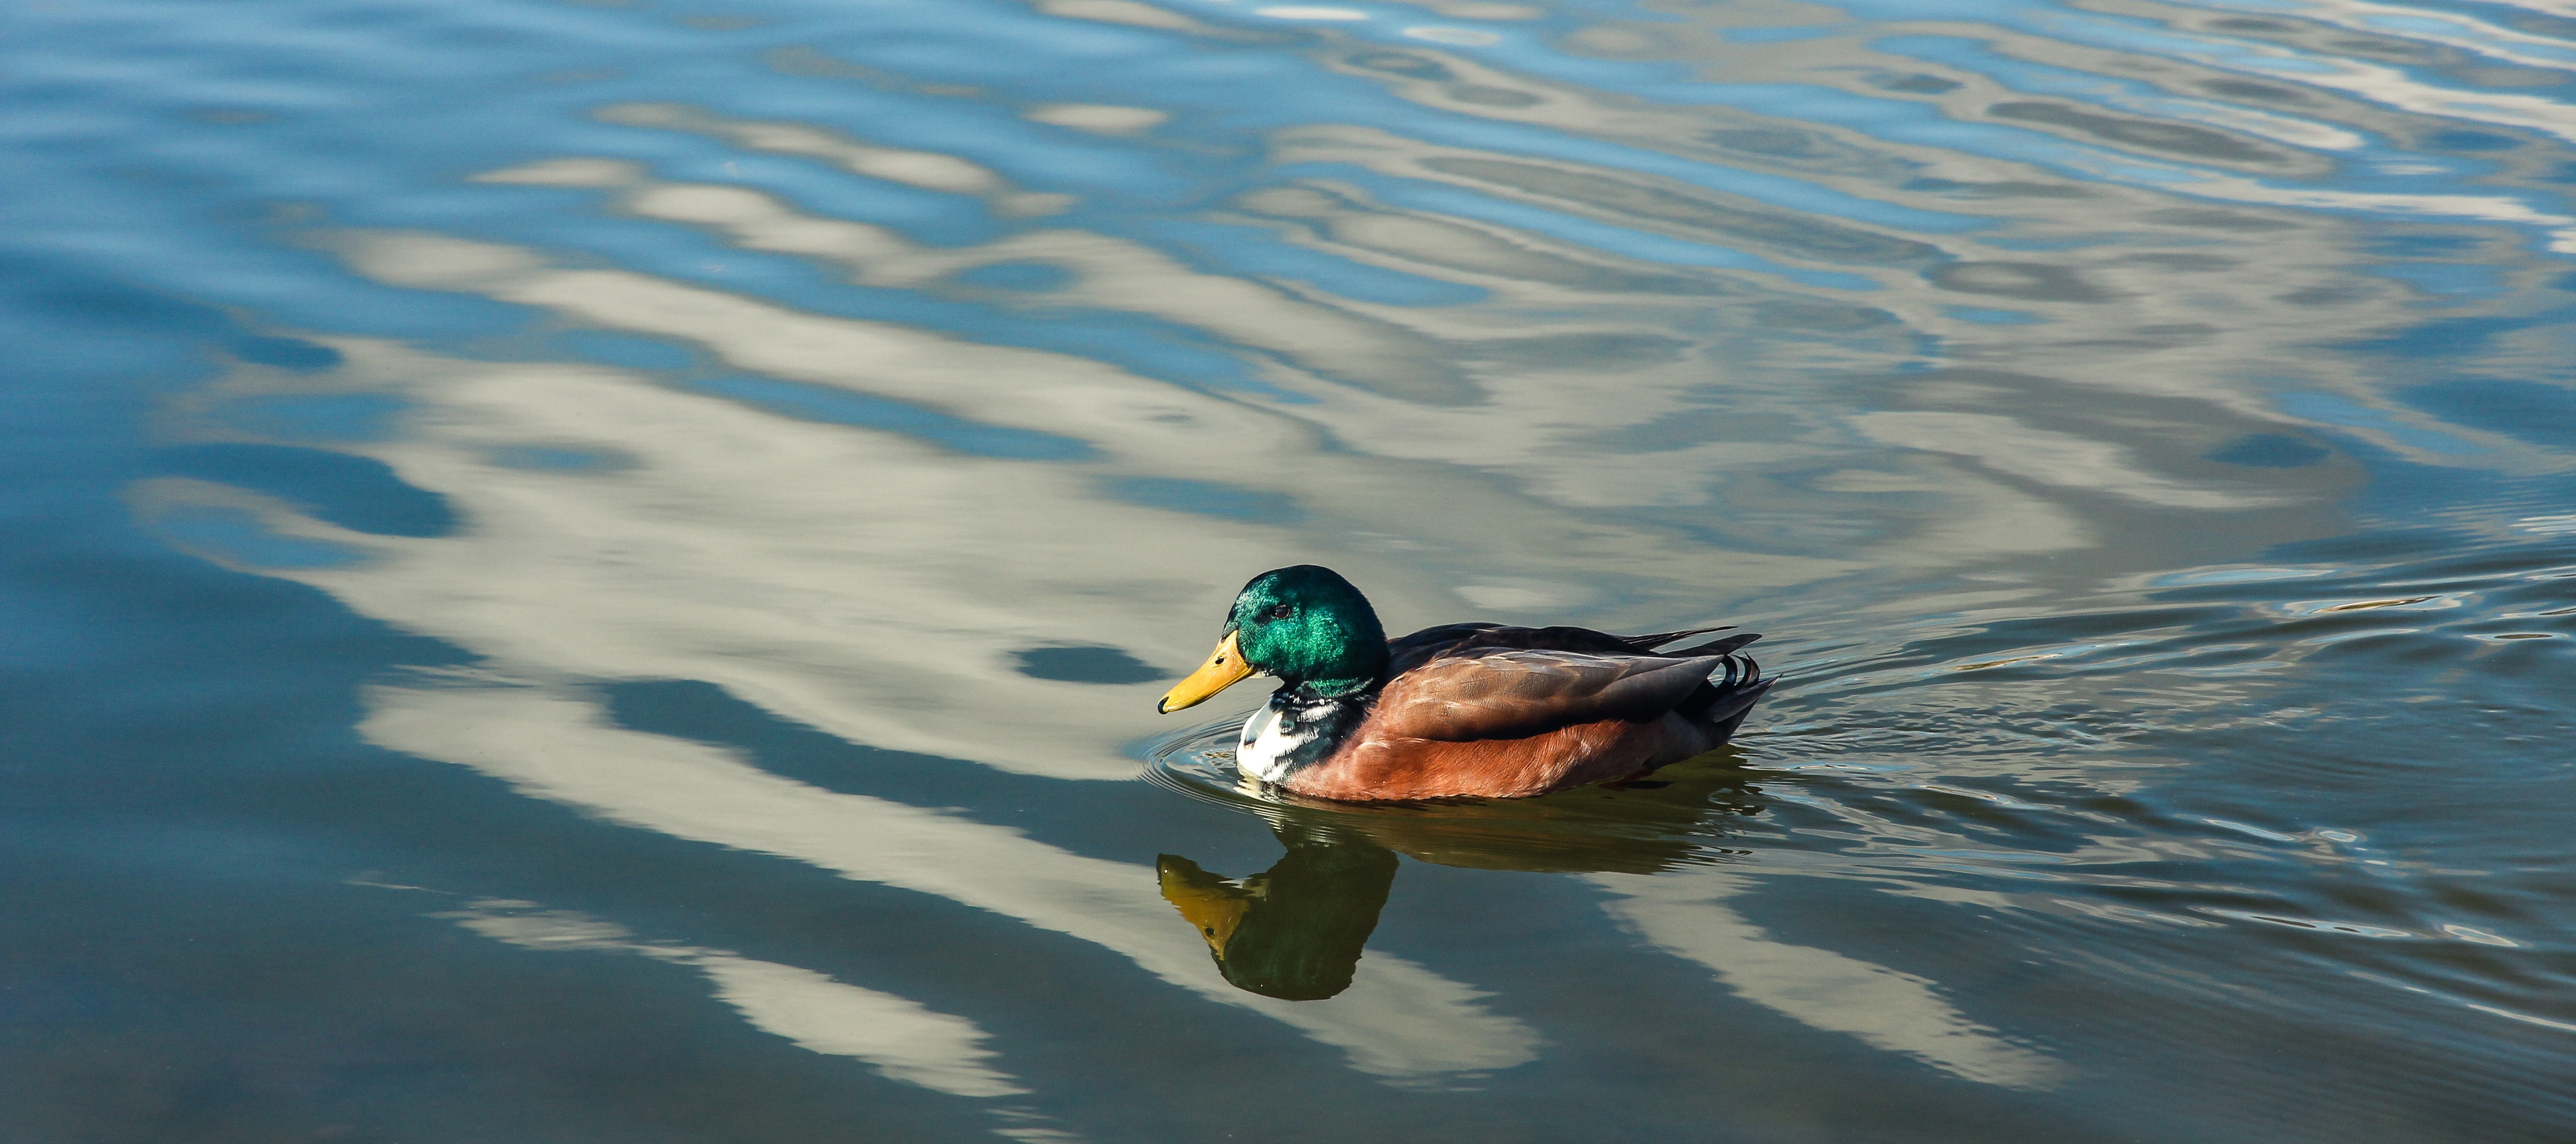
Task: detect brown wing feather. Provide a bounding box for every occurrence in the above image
[1370,650,1727,742]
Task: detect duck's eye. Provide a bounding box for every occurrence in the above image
[1270,603,1293,619]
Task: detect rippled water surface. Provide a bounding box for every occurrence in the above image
[7,0,2575,1139]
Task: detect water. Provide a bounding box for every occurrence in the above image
[4,0,2572,1138]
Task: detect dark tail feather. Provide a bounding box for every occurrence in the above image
[1618,625,1734,652]
[1681,647,1771,738]
[1701,674,1773,739]
[1667,632,1761,658]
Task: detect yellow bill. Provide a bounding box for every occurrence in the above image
[1158,630,1253,713]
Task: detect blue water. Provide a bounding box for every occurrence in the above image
[4,0,2572,1139]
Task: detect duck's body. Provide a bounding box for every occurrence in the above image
[1159,567,1771,801]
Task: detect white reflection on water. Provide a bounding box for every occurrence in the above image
[441,900,1034,1099]
[1850,411,2288,510]
[370,682,1540,1079]
[180,306,1564,1079]
[1594,870,2068,1089]
[510,99,2413,519]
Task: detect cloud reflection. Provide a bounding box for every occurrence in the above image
[1595,869,2070,1089]
[441,899,1033,1099]
[372,681,1540,1078]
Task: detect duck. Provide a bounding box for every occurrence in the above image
[1156,565,1771,801]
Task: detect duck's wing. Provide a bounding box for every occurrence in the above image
[1385,623,1504,673]
[1372,650,1732,742]
[1664,632,1761,658]
[1385,623,1739,674]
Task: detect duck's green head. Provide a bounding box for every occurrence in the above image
[1158,565,1390,713]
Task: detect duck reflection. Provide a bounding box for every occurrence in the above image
[1157,757,1765,1000]
[1157,832,1397,1002]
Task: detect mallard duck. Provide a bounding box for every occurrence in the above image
[1156,565,1771,800]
